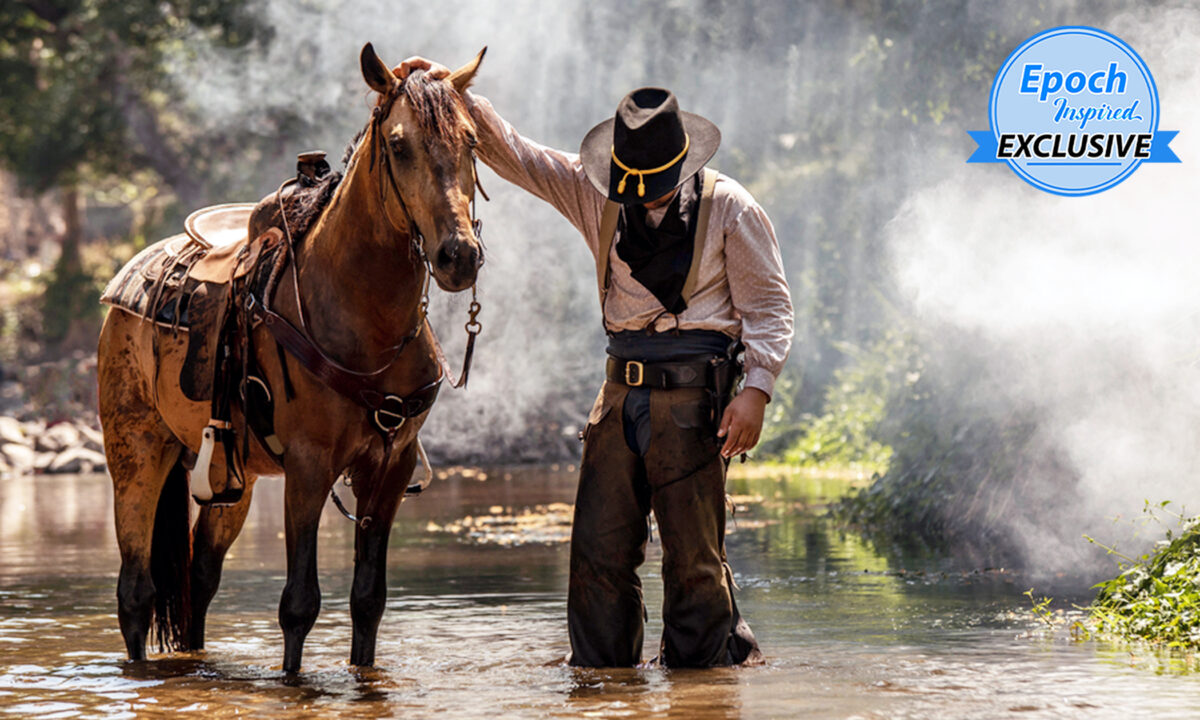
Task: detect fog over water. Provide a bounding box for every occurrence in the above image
[172,1,1200,571]
[890,6,1200,571]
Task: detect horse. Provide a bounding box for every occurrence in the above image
[97,43,486,672]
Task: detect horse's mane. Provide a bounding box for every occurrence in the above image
[261,70,467,242]
[396,69,469,147]
[249,170,342,243]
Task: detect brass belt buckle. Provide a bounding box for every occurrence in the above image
[624,360,644,387]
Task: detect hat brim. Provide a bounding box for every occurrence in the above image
[580,112,720,204]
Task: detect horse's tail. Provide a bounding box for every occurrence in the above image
[151,455,193,652]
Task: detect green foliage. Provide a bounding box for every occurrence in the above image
[0,0,258,194]
[1023,588,1057,629]
[781,330,922,473]
[0,0,260,355]
[831,325,1076,563]
[1088,503,1200,648]
[40,257,104,346]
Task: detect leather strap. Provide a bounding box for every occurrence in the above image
[596,199,620,312]
[247,293,441,417]
[594,167,718,318]
[681,168,717,302]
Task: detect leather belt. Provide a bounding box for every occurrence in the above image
[606,355,717,389]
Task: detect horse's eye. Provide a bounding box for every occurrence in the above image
[389,135,407,157]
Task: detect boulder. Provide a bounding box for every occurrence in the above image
[36,422,80,453]
[77,425,105,452]
[0,416,26,447]
[47,447,108,474]
[2,443,36,474]
[34,451,56,472]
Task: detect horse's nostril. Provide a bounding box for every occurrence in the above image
[436,245,454,269]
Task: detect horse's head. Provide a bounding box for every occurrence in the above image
[360,43,485,292]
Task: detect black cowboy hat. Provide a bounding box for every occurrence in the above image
[580,87,720,204]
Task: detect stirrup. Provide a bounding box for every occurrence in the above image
[188,421,245,506]
[198,486,245,506]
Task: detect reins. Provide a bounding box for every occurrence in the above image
[264,78,484,399]
[247,78,486,528]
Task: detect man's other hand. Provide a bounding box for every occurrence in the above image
[717,388,768,458]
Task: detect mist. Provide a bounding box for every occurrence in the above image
[889,5,1200,572]
[169,0,892,460]
[166,1,1199,572]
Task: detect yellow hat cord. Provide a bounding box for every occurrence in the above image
[611,134,690,197]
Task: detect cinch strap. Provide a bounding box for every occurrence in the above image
[611,134,690,197]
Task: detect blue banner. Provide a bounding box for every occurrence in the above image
[967,130,1180,163]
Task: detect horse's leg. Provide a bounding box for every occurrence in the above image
[189,479,257,649]
[350,442,418,667]
[111,438,184,659]
[278,451,335,673]
[99,316,185,659]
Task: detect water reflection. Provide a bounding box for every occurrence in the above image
[2,468,1200,718]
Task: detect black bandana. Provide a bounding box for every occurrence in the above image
[615,173,701,315]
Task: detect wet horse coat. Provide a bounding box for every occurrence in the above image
[97,43,486,671]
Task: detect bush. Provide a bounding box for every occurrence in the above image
[781,330,920,475]
[1089,504,1200,648]
[831,325,1078,565]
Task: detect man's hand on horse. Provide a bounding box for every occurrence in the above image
[718,387,768,458]
[395,56,450,81]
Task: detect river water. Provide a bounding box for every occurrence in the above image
[1,467,1198,719]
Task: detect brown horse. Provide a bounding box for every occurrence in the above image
[97,44,485,672]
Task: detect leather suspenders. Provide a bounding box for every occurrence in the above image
[595,167,718,317]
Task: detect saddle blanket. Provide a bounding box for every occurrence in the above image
[100,204,259,328]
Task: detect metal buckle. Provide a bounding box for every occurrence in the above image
[373,395,408,433]
[624,360,644,387]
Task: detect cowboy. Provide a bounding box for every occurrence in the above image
[398,59,793,668]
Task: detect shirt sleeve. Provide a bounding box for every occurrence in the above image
[464,92,602,241]
[722,192,794,400]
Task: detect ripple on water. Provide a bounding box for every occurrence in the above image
[3,472,1200,718]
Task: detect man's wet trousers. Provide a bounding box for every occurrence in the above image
[567,381,761,668]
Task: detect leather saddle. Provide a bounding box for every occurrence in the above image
[101,204,275,402]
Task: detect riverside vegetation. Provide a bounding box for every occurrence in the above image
[1086,504,1200,649]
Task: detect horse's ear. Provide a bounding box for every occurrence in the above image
[361,42,396,95]
[448,46,487,94]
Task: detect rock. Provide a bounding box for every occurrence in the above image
[0,416,26,446]
[36,422,80,453]
[34,451,56,472]
[2,443,36,473]
[47,446,107,474]
[77,425,105,452]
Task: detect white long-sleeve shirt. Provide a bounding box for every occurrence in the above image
[467,93,794,398]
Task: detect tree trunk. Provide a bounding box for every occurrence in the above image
[58,183,82,277]
[42,182,98,352]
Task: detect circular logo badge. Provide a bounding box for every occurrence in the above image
[969,26,1178,196]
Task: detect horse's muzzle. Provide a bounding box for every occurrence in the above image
[433,234,482,291]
